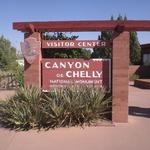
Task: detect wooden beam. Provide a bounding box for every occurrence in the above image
[13,20,150,33]
[28,24,35,33]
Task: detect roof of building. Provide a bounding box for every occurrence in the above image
[141,43,150,49]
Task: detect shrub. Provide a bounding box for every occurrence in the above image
[0,86,111,130]
[0,86,41,129]
[13,65,24,87]
[129,74,139,81]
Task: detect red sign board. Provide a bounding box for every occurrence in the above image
[42,59,111,91]
[42,40,111,49]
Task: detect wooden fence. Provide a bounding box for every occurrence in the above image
[0,73,19,90]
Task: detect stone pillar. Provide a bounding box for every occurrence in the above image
[24,32,41,88]
[112,31,129,123]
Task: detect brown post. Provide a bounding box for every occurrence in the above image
[112,31,129,123]
[24,32,41,88]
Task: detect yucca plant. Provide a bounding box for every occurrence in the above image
[0,86,42,129]
[0,85,111,130]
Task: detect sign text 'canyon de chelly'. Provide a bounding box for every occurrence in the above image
[42,59,111,90]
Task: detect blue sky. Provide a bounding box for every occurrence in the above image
[1,0,150,50]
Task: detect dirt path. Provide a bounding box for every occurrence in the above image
[0,90,16,100]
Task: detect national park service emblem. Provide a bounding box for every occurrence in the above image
[20,37,41,64]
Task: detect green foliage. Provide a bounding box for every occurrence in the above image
[13,65,24,87]
[91,15,141,65]
[0,87,41,129]
[0,35,17,71]
[42,32,91,59]
[44,32,78,40]
[0,86,111,130]
[130,32,141,65]
[91,33,112,59]
[117,14,124,20]
[129,74,139,81]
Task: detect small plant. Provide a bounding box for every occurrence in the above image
[129,74,139,81]
[0,86,111,130]
[13,65,24,87]
[0,86,41,129]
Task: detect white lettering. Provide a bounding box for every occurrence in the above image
[44,61,90,69]
[66,71,72,78]
[45,62,51,68]
[101,42,106,46]
[65,71,103,78]
[59,62,66,68]
[83,62,89,68]
[46,41,108,48]
[67,62,74,68]
[75,62,82,68]
[52,62,59,68]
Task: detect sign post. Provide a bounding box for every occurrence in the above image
[13,20,135,123]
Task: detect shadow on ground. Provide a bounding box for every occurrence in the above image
[129,106,150,118]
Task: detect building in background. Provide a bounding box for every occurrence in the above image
[141,44,150,66]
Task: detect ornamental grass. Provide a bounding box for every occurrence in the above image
[0,86,111,130]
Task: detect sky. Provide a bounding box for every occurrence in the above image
[1,0,150,51]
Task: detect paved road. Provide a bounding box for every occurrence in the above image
[0,86,150,150]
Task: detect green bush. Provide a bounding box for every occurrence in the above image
[129,74,139,81]
[0,86,111,130]
[13,65,24,87]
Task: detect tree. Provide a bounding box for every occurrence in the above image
[0,35,17,71]
[130,32,141,65]
[42,32,91,59]
[91,15,141,65]
[91,15,114,59]
[91,33,112,58]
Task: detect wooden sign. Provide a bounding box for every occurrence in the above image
[42,40,111,49]
[42,59,111,91]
